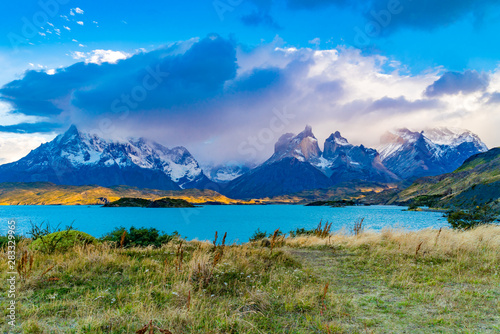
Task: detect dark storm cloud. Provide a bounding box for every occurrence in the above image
[424,70,489,97]
[0,36,238,121]
[228,67,283,92]
[0,122,61,134]
[369,96,442,112]
[281,0,500,33]
[241,11,282,29]
[366,0,499,32]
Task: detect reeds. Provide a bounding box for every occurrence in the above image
[17,250,34,280]
[270,228,280,254]
[136,320,173,334]
[119,231,127,248]
[352,218,364,236]
[314,221,333,238]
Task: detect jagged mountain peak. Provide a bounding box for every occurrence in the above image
[325,131,350,149]
[297,125,315,139]
[379,126,488,179]
[0,125,210,190]
[267,126,322,164]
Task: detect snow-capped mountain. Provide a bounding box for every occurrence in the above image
[221,126,332,199]
[379,127,488,179]
[265,125,323,165]
[0,125,210,190]
[221,126,398,199]
[322,131,399,184]
[202,162,256,183]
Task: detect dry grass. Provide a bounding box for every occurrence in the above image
[0,225,499,333]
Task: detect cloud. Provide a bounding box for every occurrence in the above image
[241,11,282,29]
[424,70,490,97]
[0,122,61,134]
[286,0,349,10]
[366,0,499,33]
[283,0,500,34]
[368,96,442,113]
[485,92,500,104]
[71,49,131,64]
[308,38,320,48]
[76,21,84,26]
[74,7,84,14]
[1,36,237,119]
[1,38,498,163]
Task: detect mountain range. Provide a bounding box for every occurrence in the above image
[0,125,488,199]
[389,147,500,210]
[0,125,210,190]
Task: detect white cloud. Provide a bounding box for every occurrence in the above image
[308,37,320,48]
[0,133,55,164]
[71,49,131,64]
[75,7,84,14]
[76,21,84,26]
[63,26,71,31]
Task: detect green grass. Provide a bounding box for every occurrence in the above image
[1,225,499,333]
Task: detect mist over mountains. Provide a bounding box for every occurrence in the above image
[0,125,488,199]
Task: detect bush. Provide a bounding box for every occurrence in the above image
[447,205,499,230]
[249,228,284,242]
[31,230,97,253]
[249,228,268,242]
[100,226,180,247]
[0,235,24,249]
[288,228,315,238]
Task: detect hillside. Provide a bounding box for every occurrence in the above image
[389,148,500,209]
[262,180,399,204]
[0,182,252,205]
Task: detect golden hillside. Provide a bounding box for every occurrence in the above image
[0,182,253,205]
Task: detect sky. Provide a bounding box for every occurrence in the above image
[0,0,500,164]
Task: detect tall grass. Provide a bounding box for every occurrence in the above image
[1,225,498,333]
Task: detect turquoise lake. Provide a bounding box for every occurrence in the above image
[0,205,446,243]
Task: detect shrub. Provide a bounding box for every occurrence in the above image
[447,205,499,230]
[249,228,268,242]
[30,230,97,253]
[0,235,23,249]
[249,228,284,242]
[100,226,180,247]
[289,228,315,238]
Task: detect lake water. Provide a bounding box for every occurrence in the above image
[0,205,446,243]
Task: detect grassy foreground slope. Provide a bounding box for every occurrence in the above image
[1,226,499,333]
[390,148,500,209]
[0,182,252,205]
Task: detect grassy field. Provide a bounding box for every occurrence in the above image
[1,225,499,333]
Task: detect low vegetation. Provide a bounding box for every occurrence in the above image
[103,197,195,208]
[305,200,356,207]
[1,224,499,333]
[446,204,499,230]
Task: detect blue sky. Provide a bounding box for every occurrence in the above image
[0,0,499,163]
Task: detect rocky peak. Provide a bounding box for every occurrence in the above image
[268,126,322,164]
[323,131,351,159]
